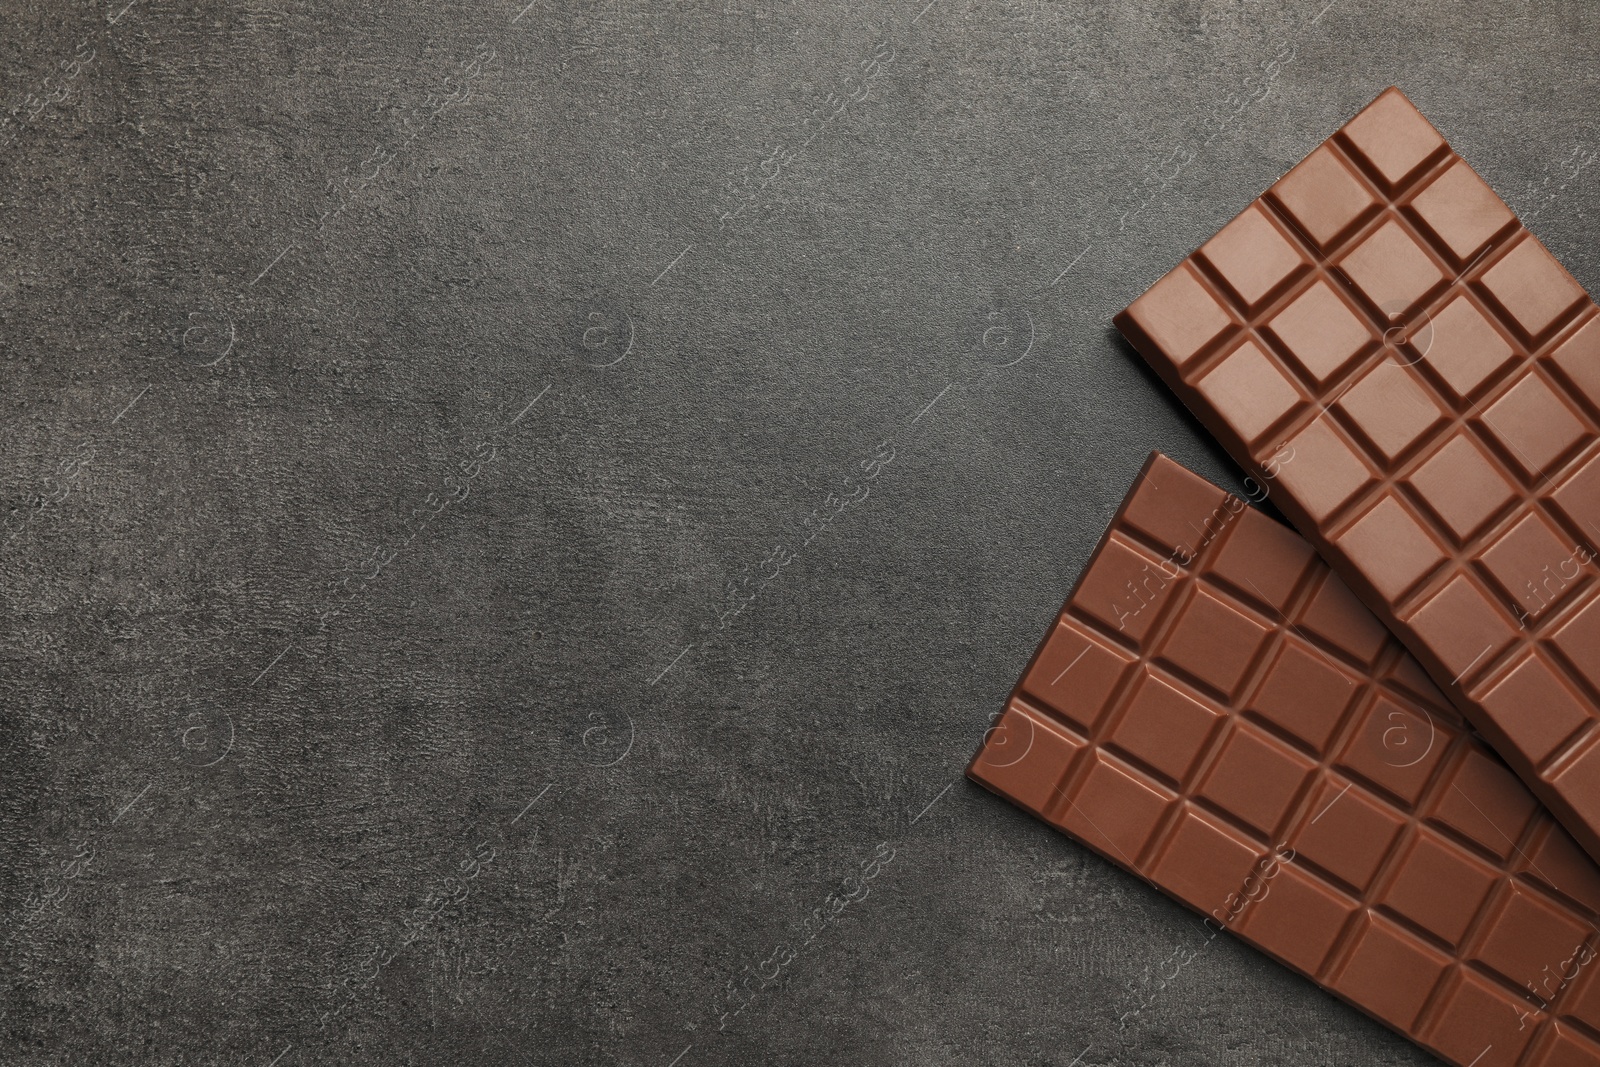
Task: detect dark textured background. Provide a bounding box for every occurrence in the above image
[4,0,1599,1063]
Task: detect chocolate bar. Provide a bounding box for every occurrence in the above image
[1115,87,1600,868]
[970,452,1600,1067]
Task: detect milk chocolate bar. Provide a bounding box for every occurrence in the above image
[1115,87,1600,868]
[970,452,1600,1067]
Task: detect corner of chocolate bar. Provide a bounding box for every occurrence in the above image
[1115,265,1235,369]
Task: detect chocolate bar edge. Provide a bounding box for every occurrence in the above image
[964,451,1168,794]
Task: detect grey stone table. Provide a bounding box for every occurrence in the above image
[3,1,1596,1063]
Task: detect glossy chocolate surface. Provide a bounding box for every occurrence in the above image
[1115,87,1600,869]
[970,453,1600,1067]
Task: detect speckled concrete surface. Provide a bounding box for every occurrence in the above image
[3,1,1599,1064]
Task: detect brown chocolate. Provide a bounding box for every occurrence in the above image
[970,452,1600,1067]
[1114,87,1600,869]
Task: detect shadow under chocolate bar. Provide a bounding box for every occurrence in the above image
[1115,87,1600,873]
[970,452,1600,1067]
